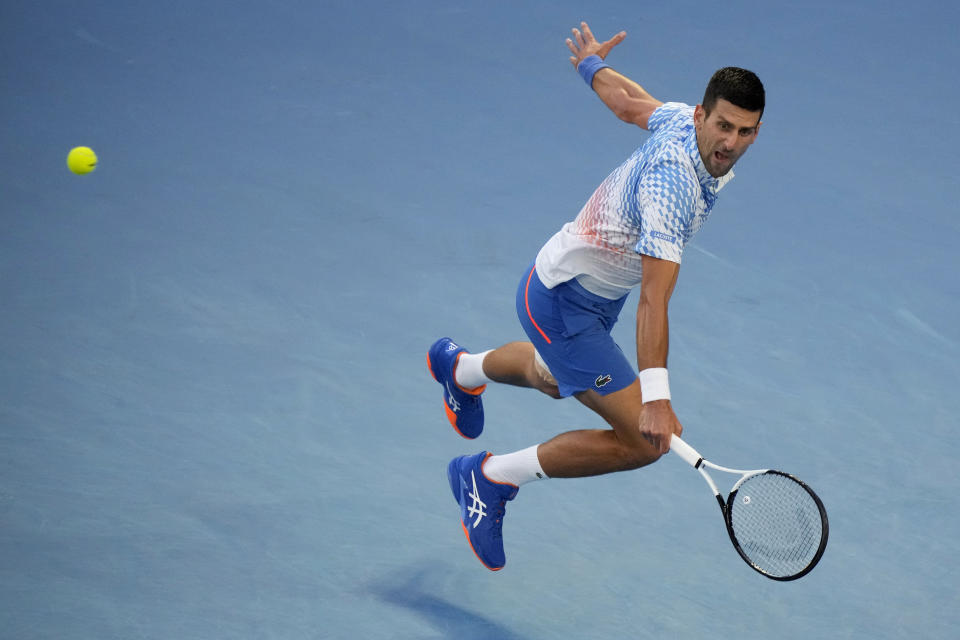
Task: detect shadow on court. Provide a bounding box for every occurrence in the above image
[365,567,529,640]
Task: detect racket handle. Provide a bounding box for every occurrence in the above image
[669,435,703,468]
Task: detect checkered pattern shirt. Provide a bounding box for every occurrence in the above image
[536,102,733,299]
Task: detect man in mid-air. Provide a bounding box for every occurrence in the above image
[428,21,764,570]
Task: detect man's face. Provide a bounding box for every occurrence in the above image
[693,98,762,178]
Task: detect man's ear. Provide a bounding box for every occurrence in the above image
[694,104,705,128]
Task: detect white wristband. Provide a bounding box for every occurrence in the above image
[639,368,671,403]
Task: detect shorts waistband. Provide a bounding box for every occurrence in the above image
[563,276,628,305]
[573,274,633,301]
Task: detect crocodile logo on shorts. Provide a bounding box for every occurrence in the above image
[595,374,612,388]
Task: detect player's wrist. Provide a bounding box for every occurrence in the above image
[577,54,610,89]
[639,367,670,403]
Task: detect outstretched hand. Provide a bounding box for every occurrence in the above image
[565,21,626,67]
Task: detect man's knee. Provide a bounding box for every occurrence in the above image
[575,382,663,469]
[616,439,662,470]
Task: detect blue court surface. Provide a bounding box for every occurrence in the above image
[2,1,958,638]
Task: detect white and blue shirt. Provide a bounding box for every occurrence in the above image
[536,102,733,299]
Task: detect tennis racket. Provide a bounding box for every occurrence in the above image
[670,435,828,581]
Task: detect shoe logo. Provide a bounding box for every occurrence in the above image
[467,470,487,528]
[446,342,459,351]
[595,374,612,388]
[445,382,461,412]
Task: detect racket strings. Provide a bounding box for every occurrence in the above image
[727,472,824,578]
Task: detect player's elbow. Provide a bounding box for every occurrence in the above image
[609,95,655,129]
[609,94,639,124]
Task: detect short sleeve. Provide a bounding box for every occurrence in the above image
[647,102,690,133]
[634,156,699,263]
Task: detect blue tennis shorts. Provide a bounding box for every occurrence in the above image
[515,263,637,397]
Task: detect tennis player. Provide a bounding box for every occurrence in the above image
[428,21,764,571]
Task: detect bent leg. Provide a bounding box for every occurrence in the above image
[482,341,561,398]
[536,379,661,478]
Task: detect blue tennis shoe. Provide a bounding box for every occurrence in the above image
[447,452,519,571]
[427,337,485,439]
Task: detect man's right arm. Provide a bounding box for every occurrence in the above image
[565,21,664,130]
[590,68,664,130]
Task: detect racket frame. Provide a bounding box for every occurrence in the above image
[670,435,829,581]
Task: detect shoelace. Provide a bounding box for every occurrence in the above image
[448,390,481,412]
[490,500,507,539]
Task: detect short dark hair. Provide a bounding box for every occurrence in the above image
[702,67,765,119]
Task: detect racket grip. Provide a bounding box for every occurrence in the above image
[669,435,702,468]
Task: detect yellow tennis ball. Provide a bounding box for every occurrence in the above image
[67,146,98,175]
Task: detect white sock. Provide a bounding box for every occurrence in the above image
[483,445,548,487]
[454,350,493,389]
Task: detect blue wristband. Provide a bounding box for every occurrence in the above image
[577,55,610,89]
